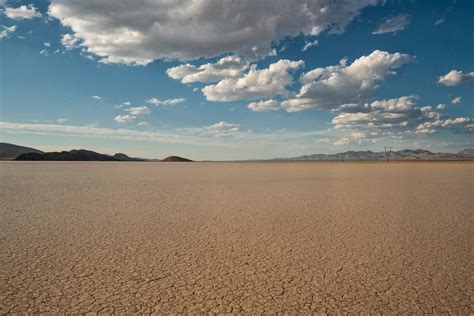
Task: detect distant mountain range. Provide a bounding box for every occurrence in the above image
[277,149,474,161]
[0,142,193,162]
[14,149,143,161]
[1,142,472,162]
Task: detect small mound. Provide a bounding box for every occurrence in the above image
[161,156,193,162]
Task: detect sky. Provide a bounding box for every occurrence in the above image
[0,0,473,160]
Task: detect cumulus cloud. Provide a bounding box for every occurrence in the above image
[114,114,136,123]
[332,96,428,133]
[334,137,350,146]
[206,121,240,137]
[438,70,474,86]
[247,99,281,112]
[61,33,81,50]
[330,95,472,138]
[48,0,380,65]
[125,106,151,115]
[373,14,411,35]
[146,97,186,106]
[281,50,412,112]
[4,4,41,20]
[202,59,304,102]
[166,56,249,84]
[302,39,318,52]
[0,25,16,39]
[92,95,101,100]
[451,96,462,104]
[441,117,471,127]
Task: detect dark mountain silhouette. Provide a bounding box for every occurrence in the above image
[277,149,474,161]
[15,149,120,161]
[113,153,146,161]
[0,142,43,159]
[161,156,193,162]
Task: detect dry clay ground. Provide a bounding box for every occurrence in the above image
[0,162,473,314]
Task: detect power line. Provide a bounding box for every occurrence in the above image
[384,147,392,162]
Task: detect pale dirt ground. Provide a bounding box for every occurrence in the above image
[0,162,473,314]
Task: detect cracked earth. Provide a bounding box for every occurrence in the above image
[0,162,473,314]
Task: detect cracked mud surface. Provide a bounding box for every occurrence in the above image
[0,162,473,314]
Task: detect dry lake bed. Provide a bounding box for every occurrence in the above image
[0,162,473,314]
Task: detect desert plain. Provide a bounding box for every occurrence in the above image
[0,161,473,314]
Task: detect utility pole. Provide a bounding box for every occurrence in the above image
[384,147,392,162]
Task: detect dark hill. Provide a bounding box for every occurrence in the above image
[15,149,120,161]
[0,142,43,159]
[161,156,193,162]
[113,153,146,161]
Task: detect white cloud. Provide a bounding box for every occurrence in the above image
[281,50,412,112]
[334,137,350,146]
[40,49,48,56]
[351,131,366,140]
[0,25,16,39]
[373,14,411,35]
[436,104,446,110]
[115,101,131,109]
[451,96,462,104]
[48,0,380,65]
[44,42,51,47]
[146,97,186,106]
[166,56,249,84]
[441,117,471,127]
[435,17,445,26]
[61,33,81,50]
[438,70,474,86]
[206,121,240,137]
[4,4,41,20]
[137,122,149,127]
[330,96,473,139]
[125,106,151,115]
[92,95,101,100]
[302,39,318,52]
[207,121,240,132]
[332,96,426,133]
[202,59,304,102]
[57,118,68,123]
[247,99,281,112]
[114,114,136,123]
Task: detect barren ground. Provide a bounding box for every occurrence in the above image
[0,162,473,314]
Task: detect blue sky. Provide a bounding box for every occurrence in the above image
[1,0,473,160]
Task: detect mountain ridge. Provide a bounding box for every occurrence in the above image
[0,142,44,159]
[276,149,474,161]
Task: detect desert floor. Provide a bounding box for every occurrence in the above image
[0,162,473,314]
